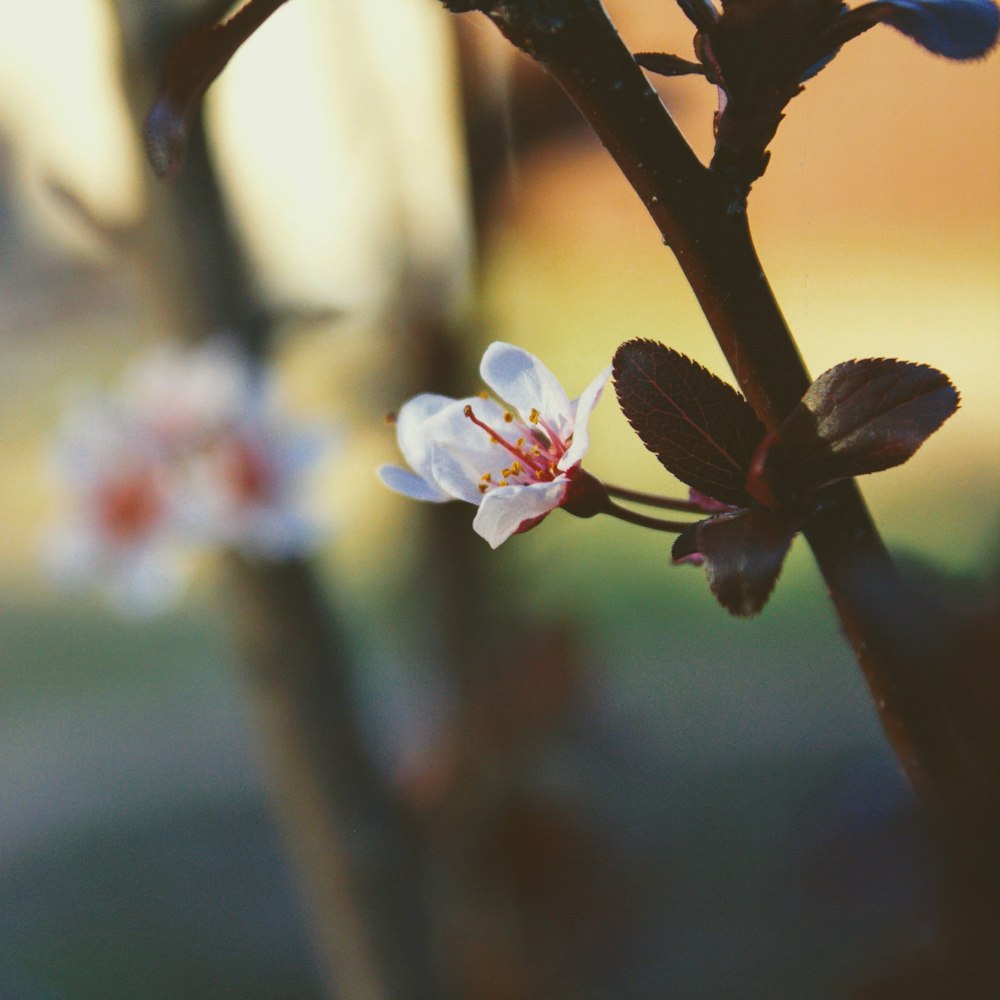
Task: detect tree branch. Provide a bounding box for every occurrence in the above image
[443,0,965,799]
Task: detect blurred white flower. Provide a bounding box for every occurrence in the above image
[45,338,331,613]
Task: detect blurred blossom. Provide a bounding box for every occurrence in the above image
[45,339,332,613]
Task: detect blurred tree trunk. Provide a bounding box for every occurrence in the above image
[110,3,438,997]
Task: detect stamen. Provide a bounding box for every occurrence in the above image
[529,408,540,425]
[463,404,549,476]
[480,472,492,482]
[478,483,489,494]
[503,411,514,423]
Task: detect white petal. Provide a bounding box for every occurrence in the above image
[378,465,451,502]
[395,393,460,481]
[428,395,508,453]
[558,364,612,471]
[480,342,572,433]
[429,444,488,505]
[472,479,568,548]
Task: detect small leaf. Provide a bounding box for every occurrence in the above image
[673,508,802,617]
[761,358,959,500]
[144,0,291,178]
[635,52,708,77]
[613,340,766,507]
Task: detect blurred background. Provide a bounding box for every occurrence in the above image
[0,0,997,997]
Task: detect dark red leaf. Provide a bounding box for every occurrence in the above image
[673,508,802,617]
[756,358,959,501]
[144,0,292,178]
[613,340,766,507]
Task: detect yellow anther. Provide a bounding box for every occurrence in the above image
[503,411,514,423]
[517,437,525,447]
[529,408,540,424]
[499,479,509,487]
[384,412,397,425]
[480,472,492,482]
[502,467,512,478]
[509,461,523,475]
[530,446,541,457]
[478,483,489,494]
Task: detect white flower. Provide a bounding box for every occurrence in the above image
[379,342,611,548]
[45,338,332,614]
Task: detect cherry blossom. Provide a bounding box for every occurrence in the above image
[380,342,611,548]
[45,338,330,613]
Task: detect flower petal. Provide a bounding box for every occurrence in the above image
[432,394,510,453]
[429,444,491,505]
[480,342,573,433]
[378,464,451,502]
[874,0,999,58]
[472,480,569,548]
[558,364,612,471]
[395,393,463,480]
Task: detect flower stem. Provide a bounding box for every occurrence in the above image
[600,497,690,533]
[605,484,709,514]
